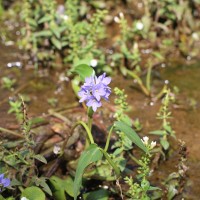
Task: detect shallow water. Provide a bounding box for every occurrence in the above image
[115,62,200,199]
[1,40,200,198]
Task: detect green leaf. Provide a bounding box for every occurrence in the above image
[63,176,74,197]
[114,121,147,152]
[35,177,52,196]
[33,154,47,164]
[74,144,103,200]
[150,130,166,136]
[51,37,62,50]
[73,64,95,82]
[0,195,6,200]
[27,18,37,27]
[49,176,74,199]
[83,189,109,200]
[50,26,61,39]
[160,138,169,150]
[21,186,45,200]
[38,15,52,24]
[34,30,52,37]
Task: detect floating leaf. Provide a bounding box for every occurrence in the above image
[74,144,103,200]
[114,121,147,152]
[21,186,45,200]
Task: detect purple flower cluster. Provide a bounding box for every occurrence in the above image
[0,174,10,191]
[78,73,111,112]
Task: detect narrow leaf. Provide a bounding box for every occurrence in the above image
[51,37,62,50]
[114,121,147,152]
[34,154,47,164]
[34,30,52,37]
[38,15,52,24]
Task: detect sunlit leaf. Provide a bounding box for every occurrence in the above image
[21,186,45,200]
[49,175,74,199]
[38,15,52,24]
[51,37,62,50]
[34,30,52,37]
[114,121,147,152]
[73,64,94,82]
[74,144,103,200]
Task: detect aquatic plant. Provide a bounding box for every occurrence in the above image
[19,0,107,71]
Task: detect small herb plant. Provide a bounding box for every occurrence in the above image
[1,77,16,91]
[150,89,176,152]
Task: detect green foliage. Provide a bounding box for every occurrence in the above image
[21,186,45,200]
[0,0,3,16]
[124,139,160,200]
[49,176,74,199]
[74,144,103,200]
[0,99,51,198]
[83,189,109,200]
[73,64,94,82]
[114,121,147,153]
[150,88,176,151]
[1,77,16,91]
[20,0,107,71]
[8,100,23,123]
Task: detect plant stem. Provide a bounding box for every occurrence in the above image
[128,152,143,166]
[0,127,24,138]
[104,125,114,152]
[126,69,150,97]
[88,116,93,133]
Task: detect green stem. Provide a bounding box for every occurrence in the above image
[61,121,94,155]
[0,127,24,138]
[154,84,167,101]
[126,69,150,97]
[100,149,120,177]
[104,125,114,152]
[88,117,93,133]
[128,152,143,166]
